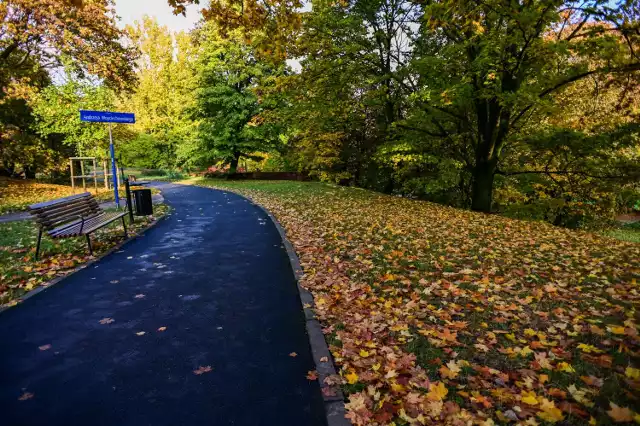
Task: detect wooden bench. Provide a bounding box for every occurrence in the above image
[29,193,128,260]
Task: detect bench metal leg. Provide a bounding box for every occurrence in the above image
[121,216,128,238]
[35,229,43,260]
[86,234,93,256]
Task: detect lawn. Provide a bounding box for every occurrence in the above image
[0,204,169,307]
[186,178,640,425]
[0,177,157,214]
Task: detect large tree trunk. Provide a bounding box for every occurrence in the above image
[471,158,497,213]
[229,152,240,173]
[24,165,36,179]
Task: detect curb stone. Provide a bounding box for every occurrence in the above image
[0,210,171,315]
[233,193,351,426]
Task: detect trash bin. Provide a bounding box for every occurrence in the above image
[132,188,153,216]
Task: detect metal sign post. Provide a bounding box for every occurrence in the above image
[108,122,119,208]
[80,110,135,210]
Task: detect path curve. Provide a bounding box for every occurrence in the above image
[0,182,327,426]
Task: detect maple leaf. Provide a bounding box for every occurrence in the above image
[556,362,575,373]
[320,356,329,362]
[345,371,359,384]
[322,386,337,397]
[521,390,538,405]
[427,381,448,401]
[157,327,167,332]
[607,403,635,422]
[99,317,114,324]
[18,392,34,401]
[580,375,604,387]
[306,370,318,381]
[193,365,212,375]
[577,343,603,354]
[289,352,298,357]
[538,398,564,423]
[625,367,640,380]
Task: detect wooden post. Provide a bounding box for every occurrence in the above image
[80,160,86,190]
[70,159,75,193]
[93,158,98,193]
[103,160,109,190]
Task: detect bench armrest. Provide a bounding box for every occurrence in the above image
[77,215,86,234]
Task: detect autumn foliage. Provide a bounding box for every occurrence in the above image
[195,180,640,425]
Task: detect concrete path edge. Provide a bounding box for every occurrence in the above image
[231,191,352,426]
[0,211,170,316]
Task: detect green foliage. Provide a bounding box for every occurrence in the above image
[31,73,125,156]
[189,24,286,171]
[119,16,198,169]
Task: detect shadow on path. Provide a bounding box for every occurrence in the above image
[0,182,327,426]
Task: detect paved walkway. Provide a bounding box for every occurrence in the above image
[0,183,326,426]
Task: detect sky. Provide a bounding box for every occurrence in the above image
[114,0,205,32]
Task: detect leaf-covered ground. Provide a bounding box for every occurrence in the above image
[0,177,156,214]
[189,179,640,426]
[0,204,169,307]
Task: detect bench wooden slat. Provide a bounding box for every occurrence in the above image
[36,205,101,228]
[50,211,126,237]
[29,193,92,210]
[31,197,98,217]
[32,197,100,230]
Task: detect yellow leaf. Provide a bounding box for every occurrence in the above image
[521,390,538,405]
[608,326,626,335]
[625,367,640,380]
[556,362,575,373]
[577,343,603,354]
[427,381,448,401]
[359,349,370,357]
[345,371,359,385]
[538,398,564,423]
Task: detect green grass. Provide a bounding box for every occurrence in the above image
[604,222,640,243]
[0,204,170,307]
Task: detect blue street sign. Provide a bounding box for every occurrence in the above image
[80,110,135,124]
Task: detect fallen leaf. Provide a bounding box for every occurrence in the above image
[320,356,329,362]
[608,403,635,422]
[193,365,212,375]
[157,327,167,332]
[427,382,448,401]
[134,294,145,299]
[289,352,298,357]
[322,386,338,397]
[345,371,359,384]
[99,318,114,324]
[307,370,318,381]
[38,344,51,351]
[18,392,34,401]
[136,331,145,336]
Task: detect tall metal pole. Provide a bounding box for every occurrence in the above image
[109,122,120,209]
